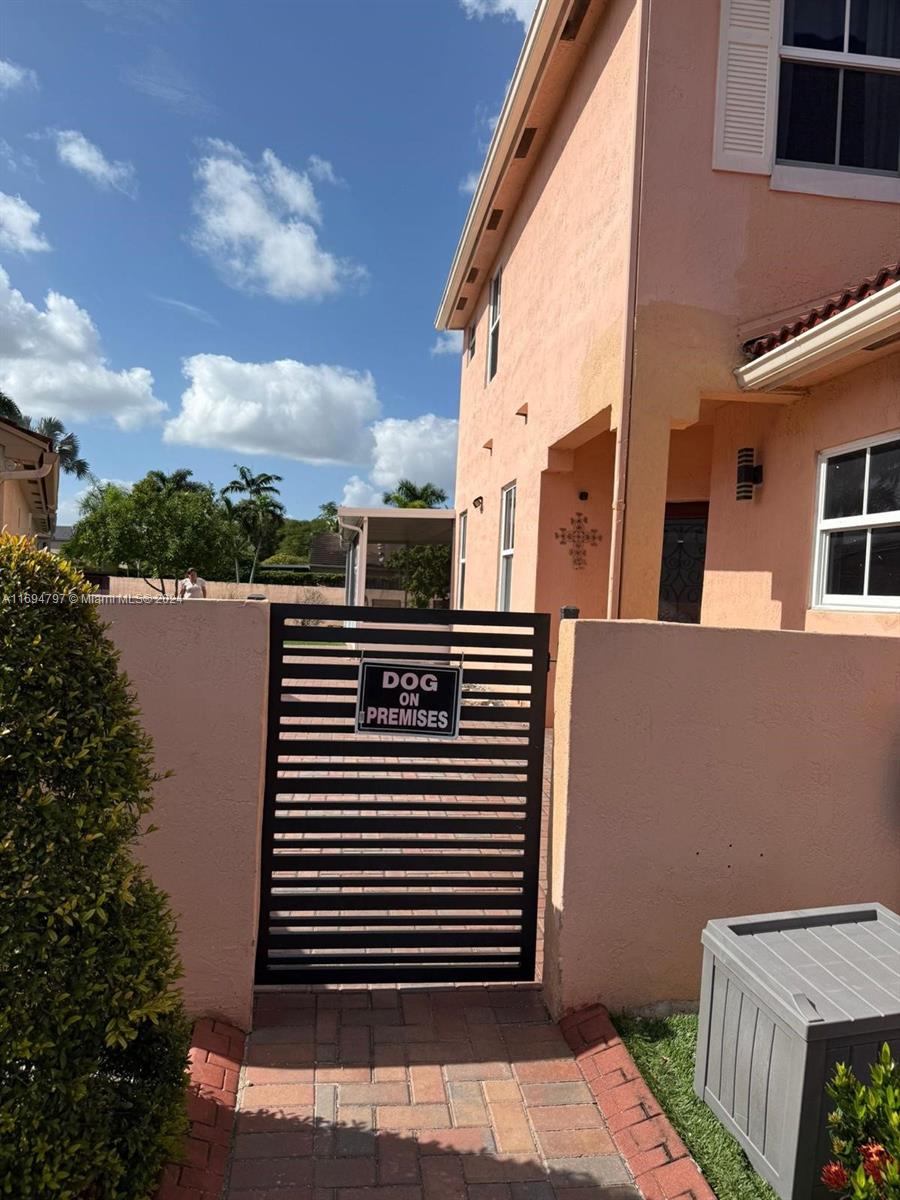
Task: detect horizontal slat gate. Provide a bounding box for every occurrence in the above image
[256,604,550,984]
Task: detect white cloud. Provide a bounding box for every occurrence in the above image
[308,155,344,187]
[0,139,39,177]
[190,140,364,301]
[340,414,459,507]
[151,294,217,324]
[0,192,50,254]
[0,266,164,429]
[163,353,380,463]
[341,475,381,507]
[431,330,463,357]
[458,170,480,196]
[0,59,38,93]
[123,48,215,117]
[459,0,537,25]
[53,130,136,195]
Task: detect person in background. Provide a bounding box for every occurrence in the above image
[178,567,207,599]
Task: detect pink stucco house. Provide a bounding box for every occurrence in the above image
[437,0,900,654]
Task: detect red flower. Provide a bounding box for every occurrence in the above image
[860,1142,891,1183]
[821,1161,849,1192]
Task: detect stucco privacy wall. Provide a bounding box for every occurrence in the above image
[545,619,900,1016]
[103,601,268,1030]
[453,0,640,616]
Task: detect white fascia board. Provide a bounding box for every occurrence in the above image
[735,280,900,391]
[434,0,565,330]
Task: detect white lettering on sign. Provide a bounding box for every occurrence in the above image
[382,669,439,692]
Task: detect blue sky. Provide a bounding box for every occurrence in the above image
[0,0,534,522]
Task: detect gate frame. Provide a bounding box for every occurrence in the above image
[255,603,550,986]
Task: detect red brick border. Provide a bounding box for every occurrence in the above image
[155,1018,246,1200]
[559,1004,716,1200]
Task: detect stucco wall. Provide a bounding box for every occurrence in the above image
[546,619,900,1015]
[702,357,900,635]
[0,478,34,538]
[453,0,641,616]
[103,601,268,1030]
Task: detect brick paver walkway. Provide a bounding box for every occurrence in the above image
[224,987,640,1200]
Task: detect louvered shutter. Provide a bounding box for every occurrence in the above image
[713,0,778,174]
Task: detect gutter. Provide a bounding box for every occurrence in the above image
[0,463,55,483]
[735,279,900,392]
[608,0,652,619]
[435,0,566,329]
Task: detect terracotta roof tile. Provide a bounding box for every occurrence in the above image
[743,261,900,359]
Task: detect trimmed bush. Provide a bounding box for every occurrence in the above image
[0,534,190,1199]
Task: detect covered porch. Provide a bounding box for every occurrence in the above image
[338,506,456,607]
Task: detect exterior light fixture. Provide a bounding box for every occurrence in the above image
[736,447,763,500]
[472,496,484,511]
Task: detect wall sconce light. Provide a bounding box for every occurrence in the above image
[736,447,763,501]
[472,496,484,511]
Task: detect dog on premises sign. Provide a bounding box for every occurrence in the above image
[355,661,462,738]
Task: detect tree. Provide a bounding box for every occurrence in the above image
[382,479,447,509]
[318,500,339,530]
[0,534,189,1197]
[145,468,207,496]
[68,474,228,595]
[219,494,254,583]
[382,480,451,607]
[0,389,23,423]
[17,415,89,478]
[221,466,286,584]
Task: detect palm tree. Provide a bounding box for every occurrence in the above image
[382,479,448,509]
[146,468,206,495]
[13,414,89,478]
[221,466,286,584]
[0,390,24,424]
[219,494,253,583]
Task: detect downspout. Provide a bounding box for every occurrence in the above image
[608,0,652,619]
[0,464,54,483]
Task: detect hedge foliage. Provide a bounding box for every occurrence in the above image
[0,534,190,1199]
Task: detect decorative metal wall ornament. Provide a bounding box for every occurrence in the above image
[555,512,601,569]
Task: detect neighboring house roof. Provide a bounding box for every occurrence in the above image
[309,531,396,574]
[0,416,59,534]
[742,262,900,359]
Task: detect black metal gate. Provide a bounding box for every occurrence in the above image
[256,604,550,985]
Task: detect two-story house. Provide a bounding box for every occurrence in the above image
[437,0,900,652]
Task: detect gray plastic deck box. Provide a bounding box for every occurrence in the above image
[694,903,900,1200]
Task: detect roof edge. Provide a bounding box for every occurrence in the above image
[435,0,568,329]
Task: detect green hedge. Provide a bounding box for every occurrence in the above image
[0,534,190,1199]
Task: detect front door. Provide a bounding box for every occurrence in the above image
[658,502,709,623]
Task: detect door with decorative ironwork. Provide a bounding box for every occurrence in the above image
[657,502,709,623]
[256,604,550,985]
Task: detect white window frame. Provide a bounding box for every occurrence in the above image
[466,321,476,363]
[456,510,467,607]
[497,481,516,612]
[486,268,501,383]
[774,0,900,199]
[811,429,900,612]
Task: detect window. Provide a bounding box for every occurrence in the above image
[466,321,476,362]
[497,482,516,611]
[813,431,900,609]
[778,0,900,175]
[456,510,467,607]
[487,269,501,382]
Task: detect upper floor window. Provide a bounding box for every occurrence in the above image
[778,0,900,175]
[466,322,476,362]
[713,0,900,202]
[487,269,501,382]
[456,510,467,607]
[813,431,900,610]
[497,481,516,611]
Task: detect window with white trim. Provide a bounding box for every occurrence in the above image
[778,0,900,175]
[713,0,900,201]
[813,431,900,609]
[486,269,501,382]
[466,321,476,363]
[497,482,516,611]
[456,510,467,607]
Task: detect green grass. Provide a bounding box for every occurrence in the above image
[613,1012,779,1200]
